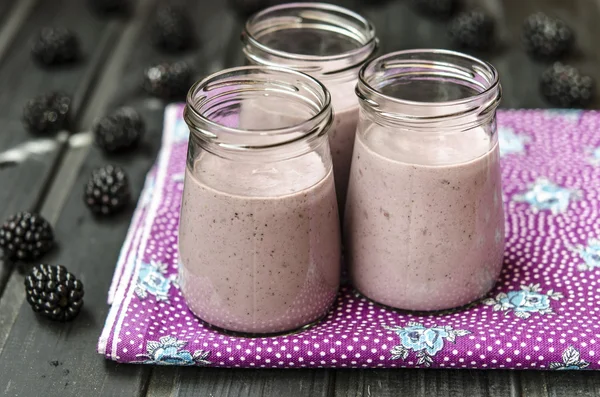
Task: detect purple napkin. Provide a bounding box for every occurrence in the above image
[99,105,600,370]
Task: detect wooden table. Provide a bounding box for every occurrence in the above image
[0,0,599,395]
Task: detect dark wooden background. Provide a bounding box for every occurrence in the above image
[0,0,599,396]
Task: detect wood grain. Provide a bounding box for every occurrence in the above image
[0,0,125,277]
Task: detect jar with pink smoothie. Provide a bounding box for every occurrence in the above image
[345,49,505,311]
[179,66,341,334]
[242,2,378,215]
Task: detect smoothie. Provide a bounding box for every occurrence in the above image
[345,126,505,311]
[179,152,341,334]
[328,91,359,218]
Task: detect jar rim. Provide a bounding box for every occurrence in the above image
[243,2,378,76]
[357,49,501,121]
[185,65,332,148]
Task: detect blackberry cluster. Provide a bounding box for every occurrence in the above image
[151,5,193,53]
[93,107,145,154]
[0,212,54,262]
[540,63,594,108]
[143,61,192,100]
[31,27,80,67]
[522,13,574,60]
[25,264,84,322]
[448,11,494,51]
[410,0,458,18]
[84,165,131,215]
[22,92,71,134]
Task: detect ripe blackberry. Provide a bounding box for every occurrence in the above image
[143,61,192,100]
[540,63,594,108]
[410,0,458,18]
[93,107,145,154]
[522,13,574,60]
[31,27,80,67]
[448,11,494,51]
[0,212,54,262]
[84,165,131,215]
[151,5,193,53]
[24,264,84,322]
[22,92,71,134]
[88,0,130,14]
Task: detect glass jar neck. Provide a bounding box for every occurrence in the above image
[242,2,378,80]
[184,66,333,162]
[356,49,501,131]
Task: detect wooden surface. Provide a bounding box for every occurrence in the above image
[0,0,599,396]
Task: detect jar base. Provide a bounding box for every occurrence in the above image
[352,285,496,314]
[184,302,335,338]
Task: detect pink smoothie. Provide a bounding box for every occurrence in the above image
[328,104,359,217]
[345,128,505,311]
[178,152,341,334]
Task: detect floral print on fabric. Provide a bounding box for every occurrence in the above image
[586,146,600,166]
[484,284,563,319]
[498,126,530,157]
[136,336,211,365]
[384,322,470,367]
[574,239,600,271]
[135,261,177,301]
[550,346,589,370]
[514,178,580,215]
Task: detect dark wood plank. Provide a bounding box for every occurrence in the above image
[461,0,600,109]
[334,369,520,397]
[0,0,125,272]
[147,367,333,397]
[0,101,164,397]
[0,0,130,352]
[521,371,600,397]
[0,0,34,64]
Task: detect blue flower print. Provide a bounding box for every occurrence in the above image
[384,322,470,367]
[484,284,563,319]
[574,239,600,271]
[498,126,530,157]
[586,146,600,166]
[514,178,580,215]
[137,336,211,366]
[135,261,177,302]
[550,346,589,370]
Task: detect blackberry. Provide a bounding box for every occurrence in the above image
[22,92,71,134]
[84,165,131,215]
[88,0,130,14]
[93,107,145,154]
[540,63,594,108]
[522,13,574,60]
[143,61,192,100]
[31,27,80,67]
[24,264,84,322]
[448,11,494,51]
[410,0,458,18]
[151,5,193,53]
[0,212,54,262]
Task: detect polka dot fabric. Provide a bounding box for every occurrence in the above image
[98,106,600,370]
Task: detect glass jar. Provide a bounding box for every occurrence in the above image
[345,49,504,311]
[179,66,341,334]
[242,2,378,214]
